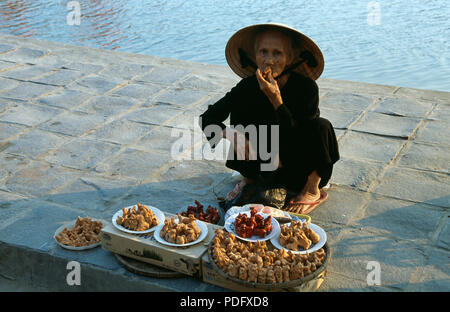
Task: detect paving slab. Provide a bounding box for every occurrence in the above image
[373,167,450,208]
[0,47,49,64]
[0,44,15,54]
[43,173,138,213]
[4,161,83,197]
[134,66,192,85]
[350,194,445,243]
[351,111,422,139]
[330,157,386,191]
[370,96,434,119]
[38,111,106,136]
[320,108,362,129]
[0,64,55,81]
[156,159,232,196]
[0,81,60,101]
[0,77,20,91]
[154,86,210,107]
[99,63,154,80]
[136,125,194,155]
[330,228,430,290]
[394,86,450,103]
[70,74,123,95]
[428,103,450,122]
[0,121,27,141]
[86,119,155,145]
[94,148,170,181]
[43,138,121,171]
[109,82,162,101]
[123,103,184,126]
[320,90,378,112]
[338,131,405,163]
[2,129,68,159]
[396,141,450,174]
[36,89,93,110]
[75,94,140,117]
[405,246,450,292]
[309,185,369,226]
[31,69,87,87]
[413,119,450,146]
[0,102,63,127]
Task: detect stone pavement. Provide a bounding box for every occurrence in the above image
[0,33,448,292]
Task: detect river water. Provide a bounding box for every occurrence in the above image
[0,0,449,91]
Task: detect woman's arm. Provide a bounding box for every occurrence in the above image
[199,80,245,148]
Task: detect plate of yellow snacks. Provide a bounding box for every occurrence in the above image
[54,216,104,250]
[270,221,327,254]
[154,214,208,247]
[112,203,165,234]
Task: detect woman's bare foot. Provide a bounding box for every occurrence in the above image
[285,171,324,214]
[226,177,255,201]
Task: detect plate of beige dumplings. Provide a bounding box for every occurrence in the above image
[154,214,208,247]
[270,221,327,254]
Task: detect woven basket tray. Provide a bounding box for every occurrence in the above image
[207,239,330,290]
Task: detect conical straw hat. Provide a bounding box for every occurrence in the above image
[225,23,324,80]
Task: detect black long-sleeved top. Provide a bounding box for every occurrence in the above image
[199,72,338,190]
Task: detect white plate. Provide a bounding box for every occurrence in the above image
[54,219,105,251]
[224,211,280,242]
[270,222,327,254]
[153,219,208,247]
[112,205,165,234]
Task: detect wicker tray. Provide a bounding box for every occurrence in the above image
[207,238,329,290]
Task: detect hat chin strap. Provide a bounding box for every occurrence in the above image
[277,50,317,79]
[238,49,317,79]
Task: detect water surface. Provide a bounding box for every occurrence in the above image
[1,0,449,91]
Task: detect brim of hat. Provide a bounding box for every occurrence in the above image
[225,23,324,80]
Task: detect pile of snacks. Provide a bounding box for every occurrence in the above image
[211,229,325,284]
[116,203,159,231]
[234,207,272,238]
[55,217,103,247]
[180,200,220,224]
[279,221,320,251]
[160,214,202,245]
[262,67,272,80]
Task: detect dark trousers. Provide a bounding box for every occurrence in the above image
[224,117,339,209]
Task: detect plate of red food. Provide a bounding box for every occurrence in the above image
[178,200,223,225]
[224,207,280,242]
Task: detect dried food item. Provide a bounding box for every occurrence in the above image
[159,214,202,244]
[279,221,321,251]
[211,229,325,284]
[180,200,220,224]
[262,67,272,80]
[234,207,272,238]
[116,203,159,231]
[55,217,103,247]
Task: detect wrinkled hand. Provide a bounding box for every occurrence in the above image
[256,68,283,109]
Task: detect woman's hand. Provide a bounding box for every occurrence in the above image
[256,68,283,109]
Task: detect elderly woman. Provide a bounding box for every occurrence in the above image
[200,24,339,215]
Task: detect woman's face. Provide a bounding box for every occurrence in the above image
[254,31,292,78]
